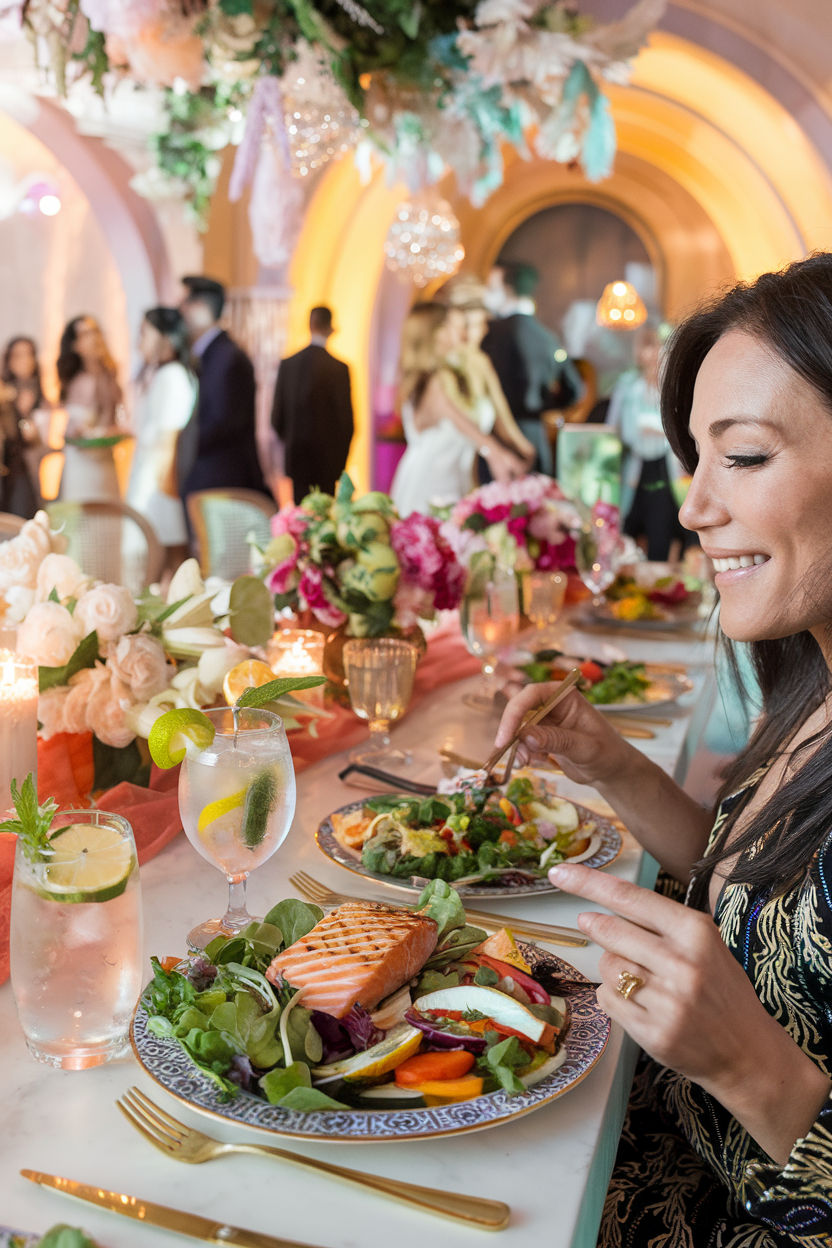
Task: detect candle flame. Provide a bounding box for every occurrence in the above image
[1,660,14,685]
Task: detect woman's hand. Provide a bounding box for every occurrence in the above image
[494,680,634,787]
[486,440,527,484]
[549,862,832,1165]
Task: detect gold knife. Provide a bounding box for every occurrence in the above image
[21,1171,318,1248]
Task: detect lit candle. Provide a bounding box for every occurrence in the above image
[266,629,325,706]
[0,651,38,813]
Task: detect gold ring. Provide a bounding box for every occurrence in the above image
[616,970,644,1001]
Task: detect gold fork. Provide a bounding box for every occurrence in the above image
[289,871,588,947]
[117,1087,510,1231]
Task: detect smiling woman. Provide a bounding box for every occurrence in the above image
[492,254,832,1247]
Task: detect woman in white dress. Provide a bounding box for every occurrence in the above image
[127,307,196,570]
[391,303,526,517]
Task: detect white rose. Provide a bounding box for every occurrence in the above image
[74,584,137,643]
[37,685,72,739]
[17,601,82,667]
[4,585,35,624]
[0,532,43,591]
[19,516,52,560]
[107,633,172,701]
[87,668,136,748]
[35,553,91,604]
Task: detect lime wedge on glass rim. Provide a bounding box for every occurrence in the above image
[39,823,135,903]
[148,707,215,769]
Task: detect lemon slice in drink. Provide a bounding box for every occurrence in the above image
[148,708,215,770]
[197,787,247,836]
[41,824,134,903]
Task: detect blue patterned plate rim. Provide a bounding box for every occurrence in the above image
[130,945,610,1144]
[315,798,622,899]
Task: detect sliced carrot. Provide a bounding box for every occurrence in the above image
[160,956,183,973]
[394,1050,476,1087]
[498,829,518,846]
[417,1075,484,1104]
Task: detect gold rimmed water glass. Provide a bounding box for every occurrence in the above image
[344,637,419,766]
[523,569,567,646]
[460,567,520,713]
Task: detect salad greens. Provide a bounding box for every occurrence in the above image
[584,661,649,706]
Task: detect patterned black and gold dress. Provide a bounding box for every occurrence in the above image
[600,777,832,1247]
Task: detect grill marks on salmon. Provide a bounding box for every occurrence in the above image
[266,901,438,1018]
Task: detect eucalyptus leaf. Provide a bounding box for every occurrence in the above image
[228,575,275,647]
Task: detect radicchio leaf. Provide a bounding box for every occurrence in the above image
[342,1003,383,1052]
[309,1010,354,1064]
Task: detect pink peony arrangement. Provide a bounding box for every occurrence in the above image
[441,474,580,577]
[256,473,465,637]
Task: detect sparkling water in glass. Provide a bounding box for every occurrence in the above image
[179,706,296,950]
[10,810,143,1069]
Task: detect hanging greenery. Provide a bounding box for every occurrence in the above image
[20,0,665,228]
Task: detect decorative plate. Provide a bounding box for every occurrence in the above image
[580,605,701,631]
[131,945,610,1144]
[595,672,694,714]
[315,799,622,899]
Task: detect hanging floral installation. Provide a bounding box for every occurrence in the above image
[18,0,665,242]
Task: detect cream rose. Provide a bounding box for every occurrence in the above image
[87,669,136,748]
[19,516,52,559]
[37,685,72,739]
[74,584,137,643]
[17,601,82,667]
[0,532,44,592]
[62,666,106,734]
[4,585,35,624]
[35,553,90,604]
[107,633,172,701]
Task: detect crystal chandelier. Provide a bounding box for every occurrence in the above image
[282,47,360,178]
[384,197,465,287]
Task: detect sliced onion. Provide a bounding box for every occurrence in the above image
[404,1008,488,1053]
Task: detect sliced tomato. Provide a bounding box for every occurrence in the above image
[476,954,554,1007]
[499,829,518,847]
[394,1050,475,1086]
[579,660,604,684]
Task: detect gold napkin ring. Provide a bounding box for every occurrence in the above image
[616,970,644,1001]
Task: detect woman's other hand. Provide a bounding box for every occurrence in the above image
[487,440,527,483]
[494,679,633,787]
[549,863,832,1165]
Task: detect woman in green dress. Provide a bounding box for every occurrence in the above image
[494,253,832,1245]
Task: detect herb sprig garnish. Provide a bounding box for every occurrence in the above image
[0,773,60,862]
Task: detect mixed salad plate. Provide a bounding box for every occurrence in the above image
[131,881,609,1142]
[316,769,622,898]
[512,651,693,714]
[584,569,702,629]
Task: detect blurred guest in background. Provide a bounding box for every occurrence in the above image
[605,323,686,561]
[445,280,535,484]
[392,303,525,517]
[271,305,353,504]
[127,307,197,572]
[177,275,268,501]
[1,336,46,517]
[57,315,123,502]
[482,262,583,474]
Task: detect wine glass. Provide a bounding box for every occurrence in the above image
[179,707,296,951]
[523,569,567,647]
[461,568,520,712]
[344,637,419,766]
[574,512,622,607]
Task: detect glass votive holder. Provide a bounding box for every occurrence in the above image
[267,628,326,706]
[0,650,38,815]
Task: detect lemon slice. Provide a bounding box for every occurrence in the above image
[313,1024,423,1085]
[222,659,276,707]
[41,823,134,903]
[197,787,247,835]
[148,708,215,770]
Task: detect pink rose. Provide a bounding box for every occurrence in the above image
[63,666,110,735]
[17,601,82,667]
[87,669,136,748]
[298,565,346,629]
[37,686,72,739]
[35,553,91,603]
[107,632,172,701]
[271,505,309,541]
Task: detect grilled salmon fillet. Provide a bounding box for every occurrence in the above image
[266,901,438,1018]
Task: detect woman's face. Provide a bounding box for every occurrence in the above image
[139,319,163,365]
[435,310,465,355]
[464,307,488,348]
[73,318,105,364]
[681,330,832,645]
[7,340,36,381]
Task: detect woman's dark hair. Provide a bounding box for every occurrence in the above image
[2,337,43,409]
[662,252,832,905]
[144,306,191,367]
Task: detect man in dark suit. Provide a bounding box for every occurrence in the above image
[271,306,353,504]
[177,275,269,499]
[481,262,583,475]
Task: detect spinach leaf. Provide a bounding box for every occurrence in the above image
[474,964,500,987]
[414,878,466,940]
[263,899,323,947]
[417,796,452,824]
[37,1225,97,1248]
[142,956,196,1019]
[277,1086,348,1111]
[478,1034,528,1096]
[259,1060,311,1104]
[364,795,418,817]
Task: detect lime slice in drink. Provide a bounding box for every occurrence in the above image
[41,823,134,903]
[197,787,247,836]
[149,707,215,769]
